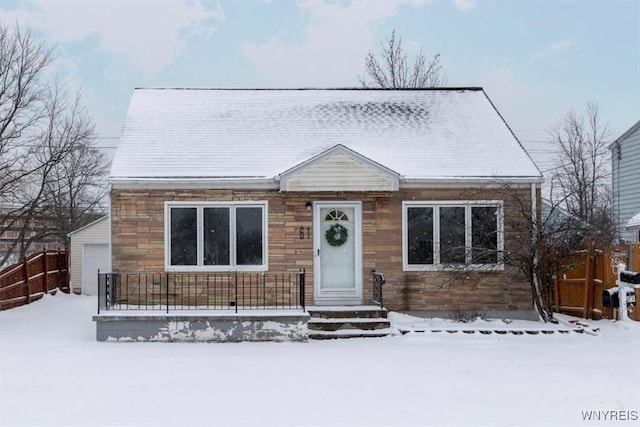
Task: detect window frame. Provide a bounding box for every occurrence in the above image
[402,200,504,271]
[164,201,268,272]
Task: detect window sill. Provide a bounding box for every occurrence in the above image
[403,263,505,272]
[165,265,269,273]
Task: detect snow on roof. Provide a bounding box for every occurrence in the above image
[67,216,108,237]
[614,118,640,145]
[110,88,542,182]
[626,212,640,228]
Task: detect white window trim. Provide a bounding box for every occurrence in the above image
[402,200,504,272]
[164,201,268,272]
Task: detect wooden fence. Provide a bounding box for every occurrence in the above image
[553,243,640,320]
[626,243,640,271]
[0,250,69,311]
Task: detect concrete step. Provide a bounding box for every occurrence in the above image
[308,328,392,340]
[306,306,391,339]
[308,317,390,332]
[307,306,388,319]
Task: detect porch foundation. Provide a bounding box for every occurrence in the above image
[93,311,310,342]
[403,309,540,322]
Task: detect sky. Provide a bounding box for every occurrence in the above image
[1,0,639,173]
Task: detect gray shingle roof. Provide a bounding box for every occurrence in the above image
[110,88,542,182]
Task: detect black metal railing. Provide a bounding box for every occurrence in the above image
[372,270,385,308]
[98,269,306,314]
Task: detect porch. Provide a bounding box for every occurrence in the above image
[93,270,386,342]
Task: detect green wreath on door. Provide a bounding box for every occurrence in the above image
[325,223,348,247]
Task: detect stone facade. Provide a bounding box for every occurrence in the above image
[111,186,537,314]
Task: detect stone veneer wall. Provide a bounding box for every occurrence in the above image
[111,186,536,313]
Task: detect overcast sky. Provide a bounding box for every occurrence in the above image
[2,0,639,173]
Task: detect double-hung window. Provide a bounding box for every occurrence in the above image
[403,201,503,270]
[165,202,267,271]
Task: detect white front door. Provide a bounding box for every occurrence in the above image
[314,202,362,305]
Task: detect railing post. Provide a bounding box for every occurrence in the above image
[97,269,101,315]
[299,268,305,312]
[371,270,385,309]
[166,273,169,314]
[234,271,238,314]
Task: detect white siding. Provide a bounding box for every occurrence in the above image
[82,244,109,295]
[284,152,396,192]
[69,218,110,294]
[612,122,640,241]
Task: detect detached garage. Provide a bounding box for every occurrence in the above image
[68,216,109,295]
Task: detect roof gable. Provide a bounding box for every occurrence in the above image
[110,88,542,185]
[279,144,399,192]
[615,119,640,145]
[67,216,109,237]
[626,212,640,229]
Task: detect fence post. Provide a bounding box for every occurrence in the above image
[42,249,48,295]
[61,249,69,292]
[584,241,595,319]
[553,276,559,313]
[23,258,29,305]
[630,243,638,271]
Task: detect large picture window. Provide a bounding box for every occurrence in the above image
[166,202,267,271]
[403,201,503,270]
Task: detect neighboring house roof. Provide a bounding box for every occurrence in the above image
[626,212,640,229]
[67,216,109,237]
[613,119,640,146]
[111,88,542,184]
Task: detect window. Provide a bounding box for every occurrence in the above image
[324,209,349,222]
[166,202,267,271]
[403,201,503,270]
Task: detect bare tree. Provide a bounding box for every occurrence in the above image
[0,23,107,265]
[436,183,599,322]
[470,180,612,322]
[359,29,446,88]
[40,91,108,250]
[549,102,614,245]
[0,24,51,203]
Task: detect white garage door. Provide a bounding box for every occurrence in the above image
[82,244,109,296]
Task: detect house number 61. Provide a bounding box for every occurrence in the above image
[299,227,311,240]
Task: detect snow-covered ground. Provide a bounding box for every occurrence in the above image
[1,293,639,427]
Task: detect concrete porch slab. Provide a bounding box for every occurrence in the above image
[93,311,310,343]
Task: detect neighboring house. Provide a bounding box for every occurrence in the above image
[68,216,110,295]
[0,208,60,267]
[611,119,640,243]
[109,88,543,319]
[625,213,640,243]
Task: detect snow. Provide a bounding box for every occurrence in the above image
[2,293,639,427]
[111,88,542,182]
[626,211,640,228]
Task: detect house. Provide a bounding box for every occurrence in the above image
[611,119,640,243]
[100,88,543,341]
[0,208,60,267]
[68,216,109,295]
